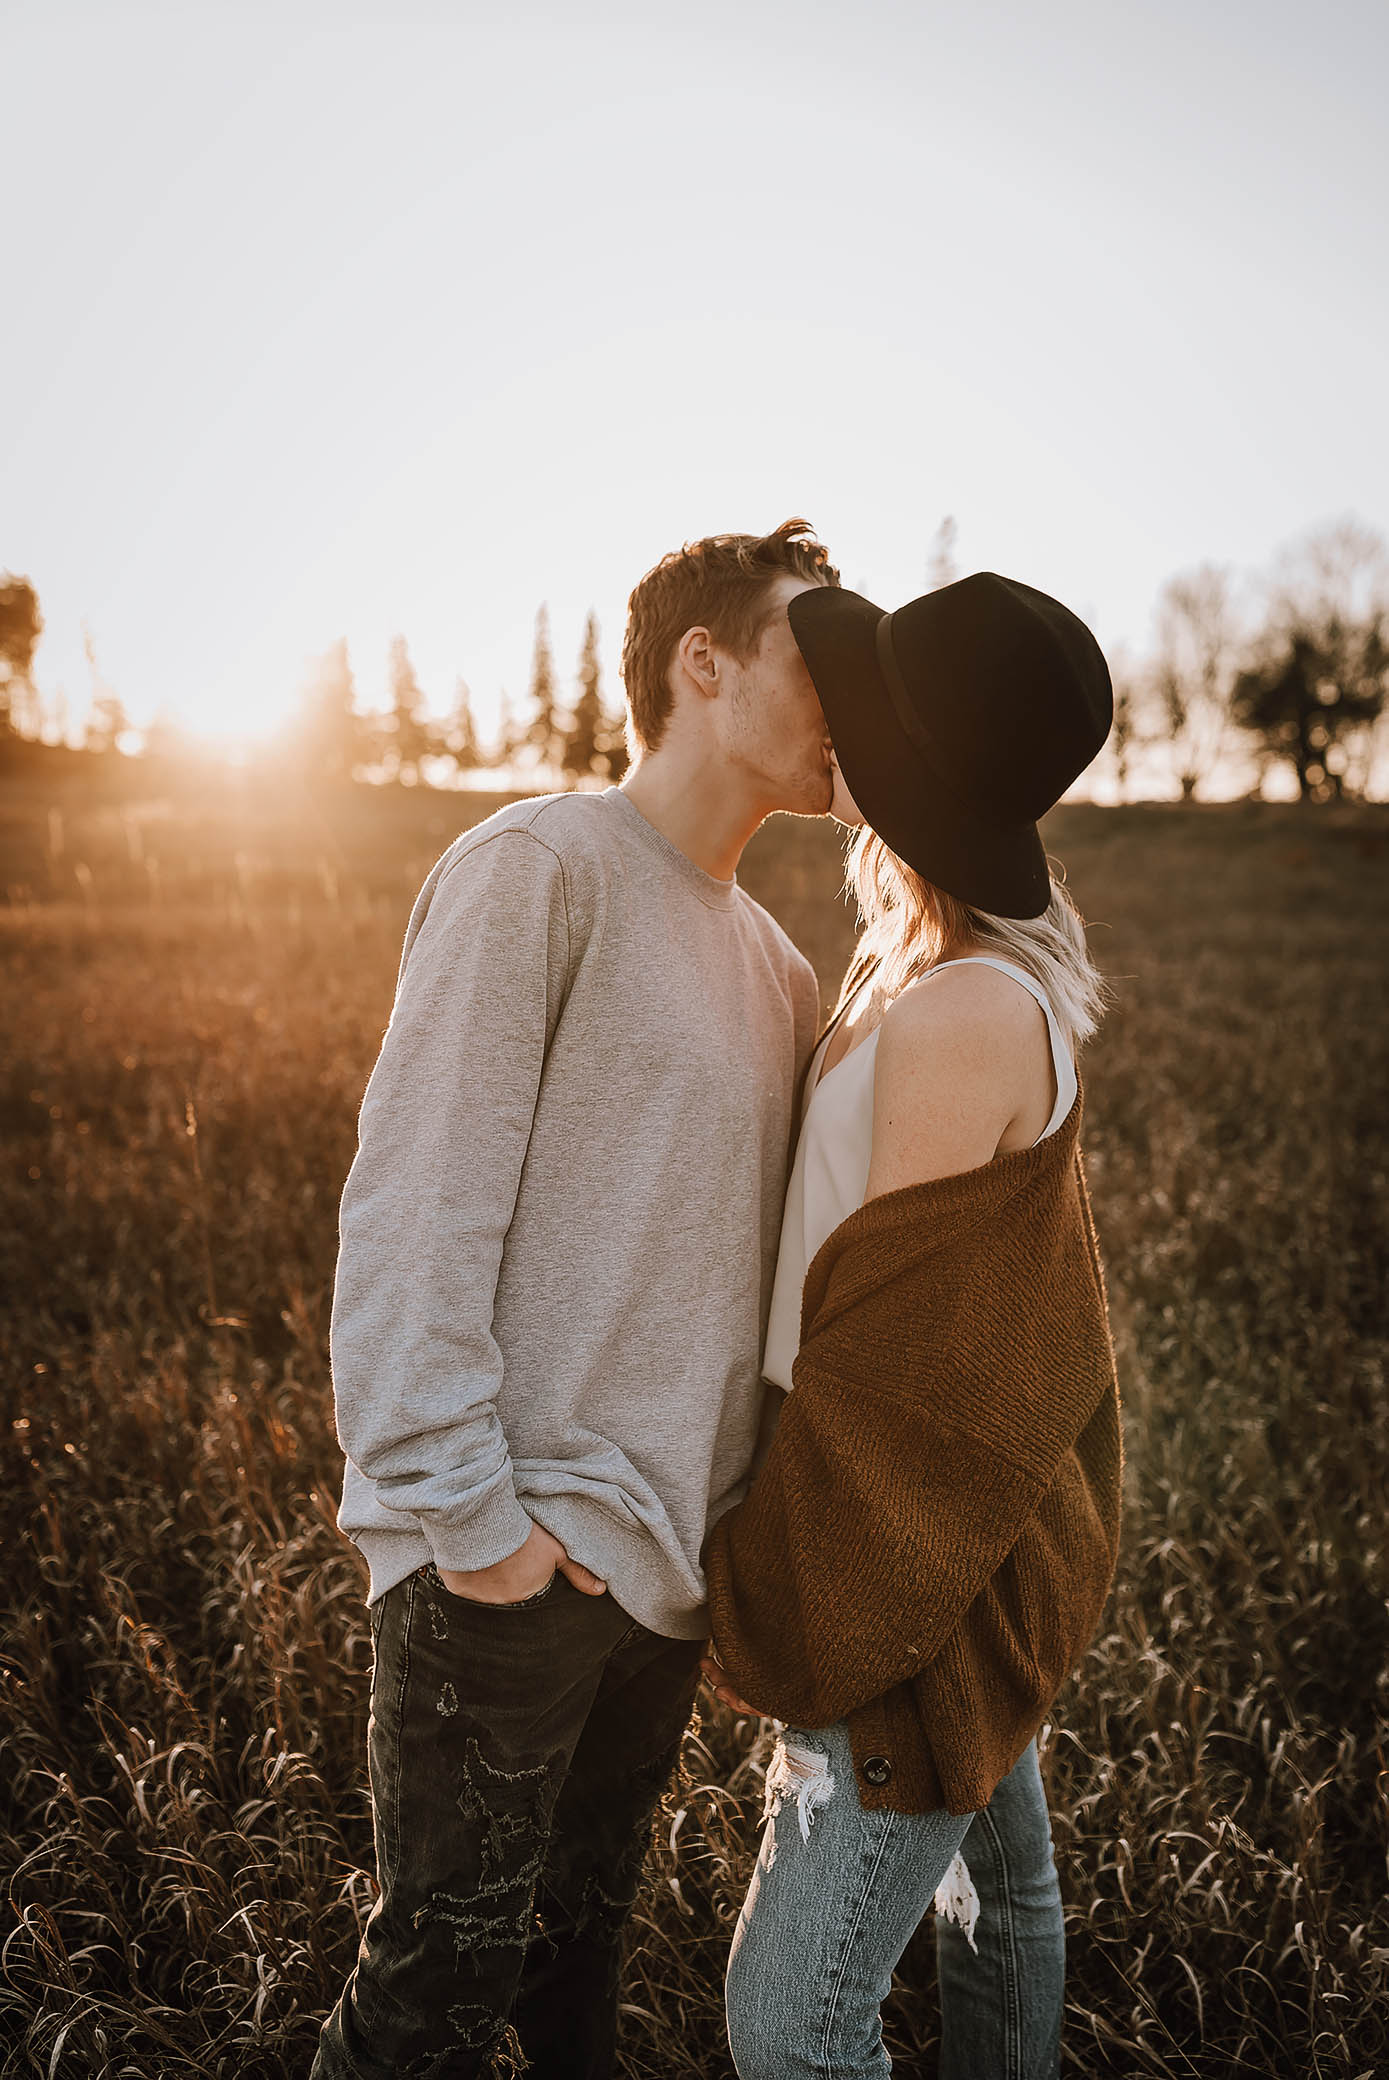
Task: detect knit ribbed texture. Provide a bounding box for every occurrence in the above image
[702,1079,1123,1815]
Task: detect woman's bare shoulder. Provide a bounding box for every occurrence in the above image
[879,960,1045,1054]
[866,964,1047,1195]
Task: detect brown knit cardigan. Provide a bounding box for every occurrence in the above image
[702,1079,1122,1816]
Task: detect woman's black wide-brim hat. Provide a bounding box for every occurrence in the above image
[788,573,1113,919]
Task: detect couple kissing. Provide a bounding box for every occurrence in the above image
[312,517,1122,2080]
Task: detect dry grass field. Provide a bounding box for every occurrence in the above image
[2,764,1387,2077]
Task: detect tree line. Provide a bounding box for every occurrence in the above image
[0,593,630,788]
[1100,516,1388,803]
[289,606,628,786]
[3,516,1387,802]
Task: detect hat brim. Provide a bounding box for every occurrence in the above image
[789,587,1052,920]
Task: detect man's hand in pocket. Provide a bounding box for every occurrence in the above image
[436,1521,607,1604]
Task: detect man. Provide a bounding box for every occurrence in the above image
[312,519,838,2078]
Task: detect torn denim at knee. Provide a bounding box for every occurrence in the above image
[762,1735,837,1843]
[762,1732,980,1950]
[934,1846,980,1952]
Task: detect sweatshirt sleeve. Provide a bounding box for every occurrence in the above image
[329,828,572,1572]
[791,953,824,1088]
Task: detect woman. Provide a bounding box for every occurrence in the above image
[699,573,1124,2080]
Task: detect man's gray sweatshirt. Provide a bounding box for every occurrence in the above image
[331,785,821,1638]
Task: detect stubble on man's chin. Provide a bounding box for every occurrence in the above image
[768,770,834,818]
[748,750,836,820]
[806,764,837,816]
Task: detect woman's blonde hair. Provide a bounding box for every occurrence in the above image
[836,826,1109,1057]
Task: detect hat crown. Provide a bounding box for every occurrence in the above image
[785,572,1112,918]
[884,574,1112,823]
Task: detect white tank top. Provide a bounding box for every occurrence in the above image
[761,956,1078,1391]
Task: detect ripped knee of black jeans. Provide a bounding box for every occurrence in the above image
[411,1731,561,1962]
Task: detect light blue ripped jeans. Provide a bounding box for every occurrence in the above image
[725,1724,1063,2080]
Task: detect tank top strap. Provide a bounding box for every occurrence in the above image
[920,956,1075,1140]
[812,962,875,1055]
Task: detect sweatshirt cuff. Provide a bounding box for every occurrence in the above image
[421,1480,535,1574]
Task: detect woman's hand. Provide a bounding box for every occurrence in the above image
[700,1643,761,1716]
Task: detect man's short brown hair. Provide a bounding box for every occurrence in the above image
[620,518,840,754]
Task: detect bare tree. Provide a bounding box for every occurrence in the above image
[1345,701,1389,801]
[48,684,71,747]
[1103,644,1146,804]
[1273,515,1389,625]
[1234,517,1389,801]
[84,692,131,754]
[927,516,959,592]
[81,625,131,754]
[1152,564,1239,801]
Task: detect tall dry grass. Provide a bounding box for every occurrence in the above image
[1,788,1386,2076]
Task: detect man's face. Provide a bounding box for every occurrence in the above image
[721,574,835,815]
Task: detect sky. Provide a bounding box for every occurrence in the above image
[4,0,1387,794]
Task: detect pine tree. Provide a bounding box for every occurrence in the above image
[445,675,481,773]
[388,635,430,782]
[295,638,362,780]
[562,612,603,779]
[521,605,565,772]
[597,699,630,782]
[561,612,629,782]
[492,687,519,770]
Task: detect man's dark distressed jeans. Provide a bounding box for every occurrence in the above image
[311,1560,704,2079]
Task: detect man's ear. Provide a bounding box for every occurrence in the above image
[674,625,721,702]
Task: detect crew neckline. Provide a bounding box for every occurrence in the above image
[600,785,739,909]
